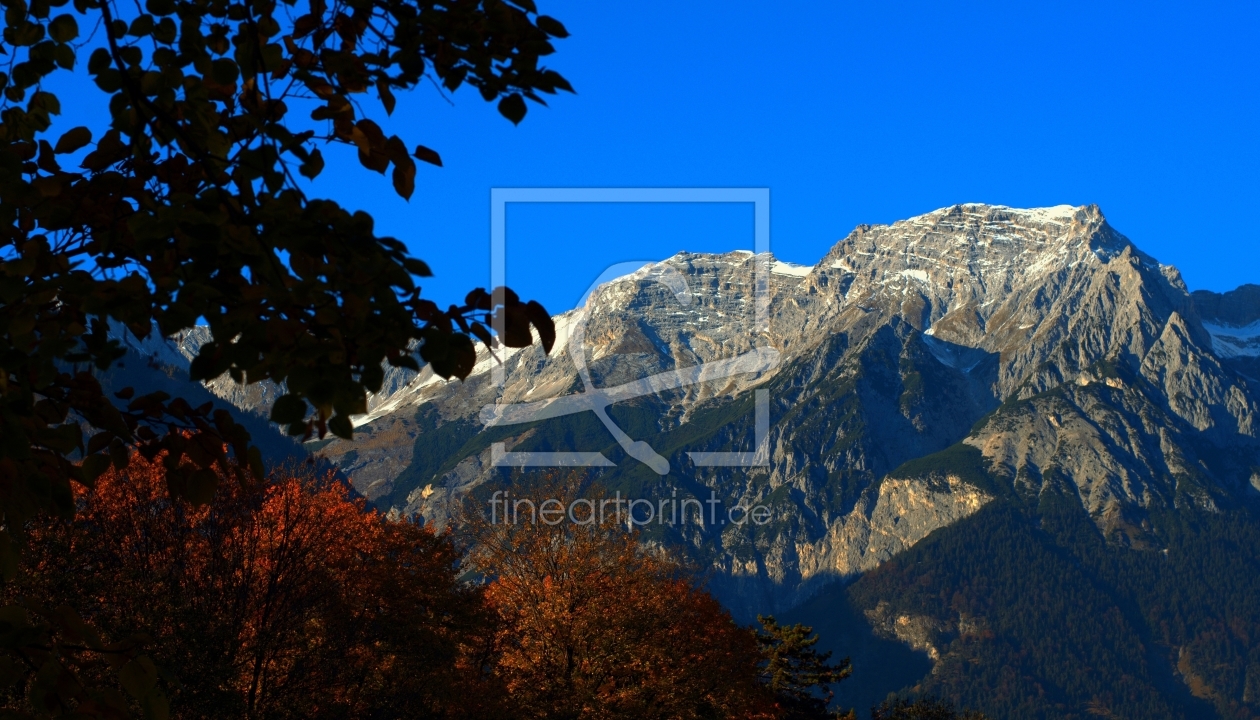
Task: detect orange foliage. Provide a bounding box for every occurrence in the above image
[8,454,491,719]
[468,488,777,720]
[7,464,791,719]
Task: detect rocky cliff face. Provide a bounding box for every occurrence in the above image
[164,204,1260,616]
[1190,283,1260,395]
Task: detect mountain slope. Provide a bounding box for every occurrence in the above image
[833,491,1260,719]
[100,324,309,466]
[131,203,1260,717]
[315,204,1258,610]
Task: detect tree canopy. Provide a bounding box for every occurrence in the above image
[5,460,778,718]
[465,482,778,719]
[1,0,566,552]
[3,0,567,713]
[756,615,854,719]
[6,454,489,717]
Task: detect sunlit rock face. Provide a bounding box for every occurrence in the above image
[167,204,1260,615]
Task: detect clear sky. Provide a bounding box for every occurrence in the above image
[53,0,1260,315]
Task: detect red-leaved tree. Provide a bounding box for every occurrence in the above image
[465,481,778,720]
[6,453,494,718]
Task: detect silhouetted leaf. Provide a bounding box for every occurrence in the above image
[468,322,494,349]
[498,93,527,125]
[48,14,79,42]
[377,79,396,115]
[300,148,324,178]
[392,156,416,200]
[536,15,568,38]
[53,126,91,154]
[32,177,61,196]
[184,469,219,505]
[270,394,308,424]
[465,288,492,310]
[497,304,532,348]
[81,454,112,483]
[403,258,432,276]
[492,286,520,305]
[328,414,353,439]
[247,447,264,481]
[526,300,556,354]
[413,144,443,167]
[87,47,111,73]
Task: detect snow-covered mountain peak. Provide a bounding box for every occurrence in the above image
[924,202,1089,223]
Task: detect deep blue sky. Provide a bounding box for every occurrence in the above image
[51,1,1260,314]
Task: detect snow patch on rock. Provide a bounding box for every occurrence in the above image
[771,260,814,277]
[899,269,930,284]
[1204,320,1260,358]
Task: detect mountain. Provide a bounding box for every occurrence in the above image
[1191,283,1260,387]
[158,326,422,419]
[100,322,310,466]
[312,202,1259,582]
[163,204,1260,718]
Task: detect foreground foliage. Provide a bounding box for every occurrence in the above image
[5,454,490,717]
[2,0,567,707]
[467,487,779,720]
[5,461,918,718]
[2,0,564,548]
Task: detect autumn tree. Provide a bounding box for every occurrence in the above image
[2,0,567,708]
[5,452,495,718]
[464,482,776,720]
